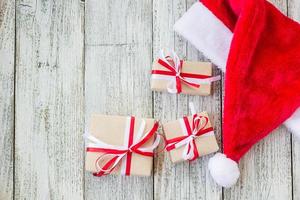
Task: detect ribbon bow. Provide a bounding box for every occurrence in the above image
[165,103,214,161]
[151,49,221,93]
[84,117,160,176]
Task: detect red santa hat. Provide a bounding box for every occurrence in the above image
[174,0,300,187]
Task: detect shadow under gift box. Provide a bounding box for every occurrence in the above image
[85,114,156,176]
[163,112,219,163]
[151,60,212,95]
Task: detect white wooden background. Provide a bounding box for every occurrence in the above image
[0,0,299,199]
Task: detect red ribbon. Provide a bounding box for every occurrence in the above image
[165,114,213,161]
[152,59,211,93]
[87,117,159,176]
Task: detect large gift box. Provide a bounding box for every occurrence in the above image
[151,50,219,95]
[163,111,219,163]
[85,114,159,176]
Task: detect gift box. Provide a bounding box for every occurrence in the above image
[163,111,219,163]
[84,114,159,176]
[151,49,219,95]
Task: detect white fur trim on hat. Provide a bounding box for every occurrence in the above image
[174,2,232,71]
[208,153,240,188]
[284,108,300,140]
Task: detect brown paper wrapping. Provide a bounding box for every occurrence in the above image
[162,112,219,163]
[151,60,212,95]
[85,114,156,176]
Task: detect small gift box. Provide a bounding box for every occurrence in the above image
[163,103,219,163]
[151,49,220,95]
[84,114,160,176]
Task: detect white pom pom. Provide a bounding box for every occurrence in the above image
[208,153,240,188]
[284,108,300,140]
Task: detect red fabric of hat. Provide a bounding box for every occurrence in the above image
[205,0,300,162]
[176,0,300,187]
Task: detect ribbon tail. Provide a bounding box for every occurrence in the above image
[93,153,126,177]
[134,119,146,143]
[190,140,199,161]
[138,133,161,153]
[93,155,119,177]
[182,143,193,160]
[205,75,221,82]
[176,76,182,93]
[180,78,200,89]
[167,79,179,94]
[173,136,192,150]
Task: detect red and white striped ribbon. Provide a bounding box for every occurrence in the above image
[84,117,160,176]
[166,103,214,161]
[151,49,220,93]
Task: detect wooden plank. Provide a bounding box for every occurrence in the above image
[15,0,84,199]
[186,40,223,200]
[224,0,292,199]
[185,1,223,199]
[0,0,15,199]
[153,1,189,199]
[153,0,222,199]
[288,0,300,199]
[84,0,153,199]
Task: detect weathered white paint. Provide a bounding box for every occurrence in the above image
[185,2,223,200]
[0,0,298,199]
[85,0,154,199]
[15,0,84,199]
[0,0,15,200]
[152,0,222,199]
[152,1,189,199]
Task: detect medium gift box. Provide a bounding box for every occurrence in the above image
[163,110,219,163]
[84,114,160,176]
[151,49,220,95]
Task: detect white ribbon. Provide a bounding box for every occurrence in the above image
[84,118,161,175]
[151,49,221,93]
[179,103,214,160]
[160,49,182,93]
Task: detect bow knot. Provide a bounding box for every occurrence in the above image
[128,147,133,152]
[151,49,221,94]
[165,103,214,161]
[159,49,198,94]
[84,118,160,176]
[190,134,197,139]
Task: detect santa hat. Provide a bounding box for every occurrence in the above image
[174,0,300,187]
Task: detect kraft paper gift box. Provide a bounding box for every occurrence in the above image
[163,112,219,163]
[151,60,213,95]
[85,114,158,176]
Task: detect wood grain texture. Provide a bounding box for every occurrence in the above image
[288,1,300,199]
[152,1,189,199]
[185,0,223,199]
[0,0,299,199]
[224,1,292,200]
[186,41,223,200]
[153,0,222,199]
[15,0,84,199]
[84,0,153,200]
[0,0,15,199]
